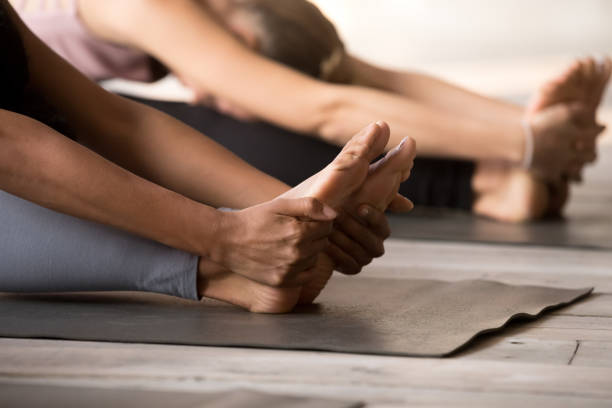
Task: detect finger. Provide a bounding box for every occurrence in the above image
[578,149,597,163]
[290,252,320,278]
[294,237,330,261]
[335,212,386,257]
[325,243,362,275]
[297,219,334,243]
[291,264,326,287]
[387,194,414,213]
[329,229,372,267]
[273,197,337,221]
[356,204,392,238]
[566,162,585,182]
[566,102,591,126]
[594,57,612,106]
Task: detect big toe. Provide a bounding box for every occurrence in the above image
[371,136,417,181]
[333,122,389,170]
[349,136,416,212]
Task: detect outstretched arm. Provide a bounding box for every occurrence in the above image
[79,0,525,163]
[347,55,524,126]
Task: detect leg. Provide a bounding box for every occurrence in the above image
[0,189,198,299]
[471,163,550,223]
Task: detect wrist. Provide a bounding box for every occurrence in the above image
[205,208,234,267]
[520,118,535,169]
[502,118,526,164]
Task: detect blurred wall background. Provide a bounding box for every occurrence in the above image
[311,0,612,66]
[310,0,612,97]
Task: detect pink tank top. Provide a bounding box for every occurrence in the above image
[15,0,155,82]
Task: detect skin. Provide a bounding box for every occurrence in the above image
[68,0,602,173]
[199,122,417,313]
[471,57,612,222]
[13,0,609,224]
[1,1,409,309]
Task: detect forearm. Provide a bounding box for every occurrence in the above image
[8,2,287,210]
[321,85,525,162]
[77,96,290,209]
[350,56,524,126]
[0,109,218,256]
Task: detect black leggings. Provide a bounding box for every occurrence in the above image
[130,97,476,210]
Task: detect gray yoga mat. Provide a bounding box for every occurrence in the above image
[0,278,591,357]
[388,198,612,250]
[389,146,612,250]
[0,384,362,408]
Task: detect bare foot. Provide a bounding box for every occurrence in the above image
[523,57,608,214]
[199,122,417,313]
[528,57,611,122]
[298,124,416,304]
[472,163,549,223]
[282,122,389,208]
[198,257,302,313]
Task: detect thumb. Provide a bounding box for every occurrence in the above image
[271,197,337,221]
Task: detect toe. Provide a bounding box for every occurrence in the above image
[334,121,390,170]
[374,136,417,178]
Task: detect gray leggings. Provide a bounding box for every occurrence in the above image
[0,190,198,300]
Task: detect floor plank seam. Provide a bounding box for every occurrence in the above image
[567,340,581,365]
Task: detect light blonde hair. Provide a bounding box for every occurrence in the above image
[234,0,350,82]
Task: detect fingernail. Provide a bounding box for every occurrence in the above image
[387,137,408,158]
[398,137,407,150]
[323,205,337,218]
[375,120,385,128]
[359,205,370,218]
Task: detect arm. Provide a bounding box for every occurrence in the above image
[15,1,288,210]
[347,55,524,126]
[79,0,524,163]
[2,2,341,283]
[0,108,219,256]
[5,1,384,278]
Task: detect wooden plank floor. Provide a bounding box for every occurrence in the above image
[3,63,612,406]
[2,236,612,407]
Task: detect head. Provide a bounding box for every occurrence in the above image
[206,0,350,83]
[195,0,349,120]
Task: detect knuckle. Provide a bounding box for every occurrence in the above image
[268,269,287,287]
[287,219,304,238]
[287,246,303,262]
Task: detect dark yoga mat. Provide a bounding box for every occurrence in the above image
[0,278,591,357]
[0,384,363,408]
[388,196,612,250]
